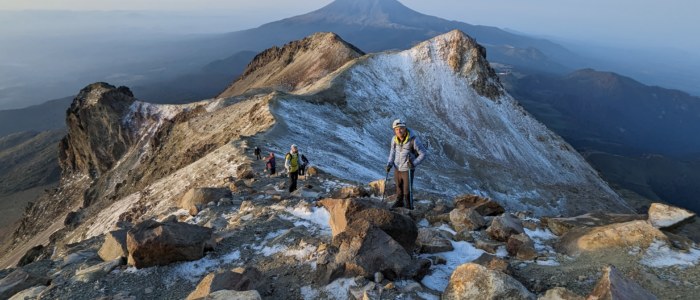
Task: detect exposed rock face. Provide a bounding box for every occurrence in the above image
[59,82,136,178]
[449,207,486,232]
[648,203,695,228]
[443,263,535,300]
[0,268,51,299]
[98,229,128,261]
[542,213,647,236]
[179,188,232,216]
[416,228,453,253]
[453,194,505,216]
[506,233,537,260]
[72,258,123,283]
[186,268,261,300]
[7,285,47,300]
[556,220,668,255]
[588,266,658,300]
[218,32,364,98]
[126,220,213,268]
[486,214,524,242]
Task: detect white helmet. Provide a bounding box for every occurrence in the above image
[392,118,406,129]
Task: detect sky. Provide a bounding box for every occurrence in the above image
[1,0,698,52]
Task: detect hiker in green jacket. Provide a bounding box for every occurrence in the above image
[285,144,303,193]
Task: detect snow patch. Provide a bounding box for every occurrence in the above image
[641,240,700,268]
[421,240,485,291]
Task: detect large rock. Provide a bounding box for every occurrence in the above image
[588,266,658,300]
[0,268,51,300]
[126,220,213,268]
[329,219,423,281]
[542,213,647,236]
[472,253,512,275]
[98,229,128,261]
[368,179,394,197]
[443,263,535,300]
[648,203,695,228]
[179,188,231,216]
[453,194,505,216]
[538,287,584,300]
[73,258,123,283]
[8,285,48,300]
[334,185,370,199]
[320,198,417,252]
[556,220,668,256]
[416,228,454,253]
[205,290,262,300]
[486,214,524,242]
[449,207,486,232]
[186,268,261,300]
[506,233,537,260]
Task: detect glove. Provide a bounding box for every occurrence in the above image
[407,159,414,169]
[385,164,392,173]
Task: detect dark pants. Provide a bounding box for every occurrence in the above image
[394,169,415,209]
[255,153,261,160]
[299,164,306,176]
[268,167,275,175]
[289,170,299,192]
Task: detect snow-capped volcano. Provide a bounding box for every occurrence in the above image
[256,30,632,215]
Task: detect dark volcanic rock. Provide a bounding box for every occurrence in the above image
[126,220,213,268]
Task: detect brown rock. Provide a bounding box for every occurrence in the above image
[126,219,213,268]
[426,213,450,225]
[443,263,535,300]
[417,228,454,253]
[186,268,260,300]
[0,268,51,300]
[472,253,512,275]
[542,212,646,236]
[648,203,696,228]
[368,179,394,197]
[334,185,370,199]
[538,287,584,300]
[588,266,658,300]
[474,238,502,254]
[235,165,255,179]
[98,229,128,261]
[506,233,537,260]
[453,194,505,216]
[179,188,231,216]
[556,220,668,256]
[454,230,474,242]
[449,207,486,232]
[486,214,524,242]
[306,166,319,176]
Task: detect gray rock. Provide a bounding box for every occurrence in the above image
[8,285,47,300]
[453,194,505,216]
[443,263,535,300]
[648,203,696,228]
[0,268,51,300]
[98,229,128,261]
[417,228,454,254]
[507,233,537,260]
[179,188,232,216]
[486,213,524,242]
[72,258,123,283]
[126,219,213,268]
[449,207,487,232]
[588,265,658,300]
[205,290,262,300]
[186,268,261,300]
[537,287,584,300]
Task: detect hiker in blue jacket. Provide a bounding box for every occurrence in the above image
[386,118,427,209]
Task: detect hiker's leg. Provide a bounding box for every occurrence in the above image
[394,169,404,207]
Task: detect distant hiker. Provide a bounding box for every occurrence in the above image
[254,146,262,160]
[386,118,426,209]
[299,154,309,178]
[265,152,276,175]
[285,144,303,192]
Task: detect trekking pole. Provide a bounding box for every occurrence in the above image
[381,169,390,202]
[408,167,413,209]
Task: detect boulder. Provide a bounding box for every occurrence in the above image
[329,220,422,281]
[186,268,261,300]
[320,198,417,252]
[537,287,584,300]
[335,185,370,199]
[204,290,262,300]
[443,263,535,300]
[453,194,504,216]
[486,214,524,242]
[506,233,537,260]
[179,188,232,216]
[98,229,128,261]
[416,228,454,253]
[8,285,47,300]
[126,219,213,268]
[17,245,48,267]
[235,165,255,179]
[449,207,486,232]
[472,253,512,275]
[0,268,51,300]
[588,266,658,300]
[556,220,668,256]
[368,179,394,197]
[73,258,123,283]
[541,212,646,236]
[474,238,502,254]
[648,203,695,228]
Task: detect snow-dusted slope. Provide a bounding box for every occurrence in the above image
[260,30,632,215]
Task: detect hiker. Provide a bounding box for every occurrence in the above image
[285,144,303,192]
[386,118,426,209]
[299,154,309,177]
[254,146,262,160]
[265,152,276,175]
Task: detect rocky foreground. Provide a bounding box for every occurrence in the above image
[0,156,698,300]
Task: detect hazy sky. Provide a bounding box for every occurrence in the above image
[1,0,698,52]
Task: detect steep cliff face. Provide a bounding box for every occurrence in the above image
[58,83,136,178]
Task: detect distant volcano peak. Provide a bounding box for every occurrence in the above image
[295,0,425,27]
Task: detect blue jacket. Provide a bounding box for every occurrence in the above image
[387,128,427,172]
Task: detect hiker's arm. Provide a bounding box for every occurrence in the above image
[413,138,427,166]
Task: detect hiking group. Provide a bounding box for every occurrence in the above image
[252,118,426,209]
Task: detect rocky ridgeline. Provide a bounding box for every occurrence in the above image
[1,160,698,300]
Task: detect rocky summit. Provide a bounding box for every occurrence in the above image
[1,31,698,299]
